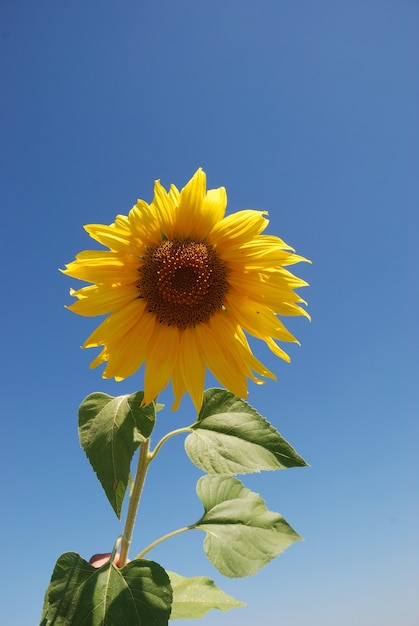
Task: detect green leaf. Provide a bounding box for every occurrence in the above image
[78,392,155,518]
[167,571,245,620]
[195,475,302,577]
[40,552,172,626]
[185,388,307,474]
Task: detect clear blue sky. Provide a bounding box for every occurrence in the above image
[1,1,418,624]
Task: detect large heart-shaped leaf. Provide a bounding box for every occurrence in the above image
[167,571,245,619]
[40,552,172,626]
[185,388,307,474]
[195,475,302,577]
[78,392,155,518]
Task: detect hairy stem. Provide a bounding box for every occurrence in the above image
[119,438,150,567]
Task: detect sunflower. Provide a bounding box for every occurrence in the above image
[63,169,310,411]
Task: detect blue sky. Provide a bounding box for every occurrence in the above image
[1,1,418,624]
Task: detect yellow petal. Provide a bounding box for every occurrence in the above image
[62,251,139,284]
[210,210,269,250]
[171,366,187,411]
[101,309,157,380]
[84,223,133,252]
[224,292,297,344]
[195,317,248,399]
[67,284,137,316]
[178,328,206,413]
[143,324,180,405]
[174,168,207,238]
[227,272,310,318]
[151,180,176,238]
[83,299,147,349]
[63,169,311,410]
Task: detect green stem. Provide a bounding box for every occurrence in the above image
[119,438,150,567]
[135,525,193,559]
[149,426,192,462]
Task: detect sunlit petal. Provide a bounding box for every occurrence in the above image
[179,328,206,412]
[64,169,309,410]
[143,323,180,405]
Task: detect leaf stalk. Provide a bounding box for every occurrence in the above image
[135,525,193,559]
[149,426,192,461]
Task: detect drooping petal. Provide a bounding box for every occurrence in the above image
[234,325,277,382]
[83,299,147,349]
[195,315,249,399]
[98,307,157,381]
[178,328,206,412]
[171,366,187,411]
[224,292,297,344]
[227,272,310,318]
[143,323,180,406]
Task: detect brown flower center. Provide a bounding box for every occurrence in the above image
[137,238,228,328]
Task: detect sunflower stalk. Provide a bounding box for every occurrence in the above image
[119,437,151,567]
[41,169,311,625]
[119,425,192,567]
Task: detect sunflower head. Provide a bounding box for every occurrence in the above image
[63,169,310,411]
